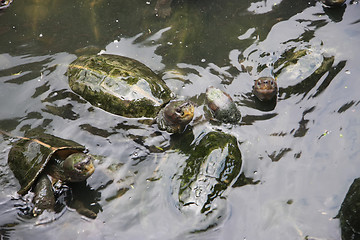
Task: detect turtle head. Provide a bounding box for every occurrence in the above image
[158,100,195,133]
[253,77,277,101]
[164,101,195,125]
[63,153,95,182]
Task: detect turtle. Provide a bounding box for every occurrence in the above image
[67,54,195,134]
[0,0,12,10]
[205,86,241,123]
[252,77,278,101]
[171,130,242,229]
[156,100,195,133]
[3,130,95,216]
[321,0,346,7]
[338,177,360,240]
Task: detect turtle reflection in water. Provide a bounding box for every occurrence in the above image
[253,77,278,101]
[174,131,242,227]
[2,130,96,218]
[68,54,195,134]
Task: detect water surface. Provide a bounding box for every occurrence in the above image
[0,0,360,239]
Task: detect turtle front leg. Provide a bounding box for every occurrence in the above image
[32,175,55,216]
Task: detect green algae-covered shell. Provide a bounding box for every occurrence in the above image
[68,54,173,118]
[178,131,242,213]
[8,134,85,195]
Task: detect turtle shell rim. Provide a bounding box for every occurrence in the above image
[16,145,85,195]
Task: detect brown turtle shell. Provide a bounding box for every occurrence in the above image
[8,133,85,195]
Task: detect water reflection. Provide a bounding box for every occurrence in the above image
[67,181,102,219]
[0,0,359,239]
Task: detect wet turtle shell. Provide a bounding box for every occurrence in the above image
[8,133,91,195]
[177,131,242,214]
[68,54,173,118]
[338,178,360,239]
[205,86,241,123]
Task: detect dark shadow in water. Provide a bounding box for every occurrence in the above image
[2,58,52,85]
[31,81,50,99]
[239,92,277,113]
[241,112,278,126]
[0,112,52,134]
[323,4,346,22]
[292,106,316,138]
[253,96,277,112]
[41,89,90,120]
[66,181,102,219]
[42,104,79,121]
[232,172,260,188]
[337,100,360,114]
[168,126,195,153]
[267,148,292,162]
[0,118,21,132]
[42,89,87,104]
[79,124,117,138]
[337,177,360,239]
[310,60,346,98]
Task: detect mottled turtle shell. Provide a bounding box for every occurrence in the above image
[206,86,241,123]
[178,131,242,213]
[8,134,85,195]
[338,178,360,239]
[68,54,173,118]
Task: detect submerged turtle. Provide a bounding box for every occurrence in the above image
[172,130,242,229]
[0,0,12,10]
[321,0,346,7]
[4,131,95,216]
[338,177,360,240]
[68,54,195,133]
[252,77,278,101]
[205,86,241,123]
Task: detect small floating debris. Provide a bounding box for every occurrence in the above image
[318,130,330,139]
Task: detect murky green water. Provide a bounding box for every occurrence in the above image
[0,0,359,239]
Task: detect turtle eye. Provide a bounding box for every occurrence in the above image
[175,107,184,116]
[257,81,261,86]
[270,80,274,86]
[75,156,91,171]
[75,162,85,171]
